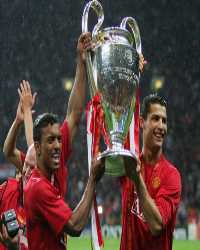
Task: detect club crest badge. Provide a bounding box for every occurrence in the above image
[152,176,161,189]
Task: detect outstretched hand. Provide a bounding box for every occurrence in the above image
[18,80,37,111]
[124,155,141,182]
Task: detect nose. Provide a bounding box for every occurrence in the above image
[54,138,61,149]
[157,118,164,129]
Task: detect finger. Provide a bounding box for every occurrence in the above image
[18,88,22,99]
[2,224,8,239]
[84,43,93,50]
[20,82,26,95]
[0,231,3,242]
[81,32,91,39]
[26,81,31,94]
[32,92,37,105]
[23,80,29,93]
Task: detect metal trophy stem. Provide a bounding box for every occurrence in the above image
[82,0,142,177]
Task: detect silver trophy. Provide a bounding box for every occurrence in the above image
[82,0,142,176]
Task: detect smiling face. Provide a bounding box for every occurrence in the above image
[140,103,167,152]
[35,123,62,174]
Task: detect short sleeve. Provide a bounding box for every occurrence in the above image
[155,168,181,226]
[31,181,72,236]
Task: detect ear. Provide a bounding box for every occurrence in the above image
[139,116,144,129]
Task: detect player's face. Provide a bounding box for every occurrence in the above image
[141,103,167,151]
[39,123,62,171]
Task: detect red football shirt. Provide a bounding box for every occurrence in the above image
[24,168,72,250]
[0,178,27,250]
[120,154,181,250]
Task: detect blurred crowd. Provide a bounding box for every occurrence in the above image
[0,0,199,228]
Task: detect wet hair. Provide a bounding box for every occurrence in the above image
[33,113,59,142]
[141,94,167,120]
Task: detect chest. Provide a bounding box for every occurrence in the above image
[143,165,164,198]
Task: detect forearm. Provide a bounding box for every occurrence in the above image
[23,108,33,147]
[65,176,95,235]
[3,119,22,163]
[135,174,163,235]
[66,57,86,134]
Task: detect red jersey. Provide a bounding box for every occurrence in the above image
[0,178,27,250]
[24,120,72,250]
[24,168,72,250]
[120,155,181,250]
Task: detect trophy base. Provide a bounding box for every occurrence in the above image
[97,149,137,177]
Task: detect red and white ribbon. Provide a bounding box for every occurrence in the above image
[86,95,104,250]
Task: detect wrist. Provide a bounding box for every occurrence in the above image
[14,118,23,126]
[23,107,32,114]
[77,53,86,66]
[133,173,142,187]
[88,173,96,186]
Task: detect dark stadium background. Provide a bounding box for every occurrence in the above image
[0,0,199,231]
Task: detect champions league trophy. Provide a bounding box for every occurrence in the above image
[82,0,142,177]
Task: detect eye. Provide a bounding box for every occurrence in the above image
[162,118,167,124]
[152,115,159,121]
[47,137,54,143]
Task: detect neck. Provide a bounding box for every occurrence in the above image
[141,146,162,165]
[37,159,53,181]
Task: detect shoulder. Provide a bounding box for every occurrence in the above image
[162,156,180,176]
[2,178,19,192]
[160,156,181,189]
[60,120,69,135]
[0,181,7,193]
[25,174,55,200]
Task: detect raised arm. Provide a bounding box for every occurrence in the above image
[18,80,37,147]
[3,80,36,172]
[66,32,93,144]
[3,101,24,171]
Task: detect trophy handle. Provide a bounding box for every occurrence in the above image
[120,17,142,54]
[82,0,104,35]
[82,0,104,97]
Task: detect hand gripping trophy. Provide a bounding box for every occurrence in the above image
[83,0,142,177]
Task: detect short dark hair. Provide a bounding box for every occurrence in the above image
[141,94,167,120]
[33,113,59,142]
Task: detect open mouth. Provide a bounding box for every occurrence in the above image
[153,132,164,141]
[52,153,60,164]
